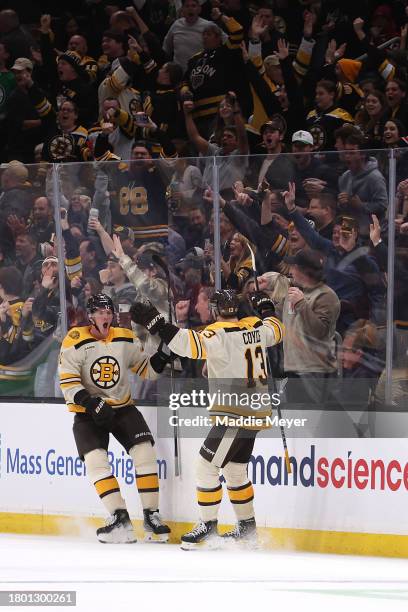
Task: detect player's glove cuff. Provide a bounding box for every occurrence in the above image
[150,341,177,373]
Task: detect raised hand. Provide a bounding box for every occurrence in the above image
[251,14,268,39]
[353,17,365,32]
[40,14,52,34]
[275,38,289,61]
[282,181,296,211]
[325,39,337,64]
[369,214,382,246]
[111,234,125,259]
[6,215,27,236]
[128,34,142,55]
[175,299,190,323]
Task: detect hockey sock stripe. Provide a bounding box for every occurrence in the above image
[227,482,254,503]
[136,473,159,492]
[197,484,223,506]
[95,476,121,497]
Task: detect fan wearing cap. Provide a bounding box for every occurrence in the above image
[319,39,363,117]
[5,57,46,163]
[38,14,98,84]
[113,226,136,257]
[12,56,93,162]
[290,130,338,208]
[38,15,97,127]
[58,292,172,543]
[278,248,340,405]
[55,50,96,126]
[20,255,61,346]
[254,119,295,190]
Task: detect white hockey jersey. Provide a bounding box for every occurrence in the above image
[168,315,284,428]
[59,326,158,413]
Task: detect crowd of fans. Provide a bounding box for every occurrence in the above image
[0,0,407,420]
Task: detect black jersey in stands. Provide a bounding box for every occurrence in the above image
[109,163,169,242]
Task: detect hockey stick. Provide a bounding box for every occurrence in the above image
[247,245,292,474]
[152,254,181,477]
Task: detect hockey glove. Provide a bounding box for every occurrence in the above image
[85,396,115,428]
[130,300,166,335]
[250,291,276,319]
[150,341,177,373]
[74,390,115,428]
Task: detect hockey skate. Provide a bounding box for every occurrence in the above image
[143,509,171,543]
[180,520,218,551]
[96,509,136,544]
[221,518,258,547]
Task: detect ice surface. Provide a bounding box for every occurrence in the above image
[0,534,407,611]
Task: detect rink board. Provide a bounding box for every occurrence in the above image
[0,403,408,558]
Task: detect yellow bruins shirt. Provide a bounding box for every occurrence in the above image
[168,316,284,428]
[59,326,158,413]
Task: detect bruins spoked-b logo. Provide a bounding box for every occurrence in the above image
[91,356,120,389]
[48,134,74,161]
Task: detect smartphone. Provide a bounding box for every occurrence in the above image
[118,304,130,313]
[60,208,67,220]
[340,216,356,235]
[137,113,150,125]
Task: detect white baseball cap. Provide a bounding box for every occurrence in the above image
[292,130,314,146]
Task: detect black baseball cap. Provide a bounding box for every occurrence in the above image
[284,249,324,271]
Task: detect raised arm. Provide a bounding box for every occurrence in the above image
[183,100,210,156]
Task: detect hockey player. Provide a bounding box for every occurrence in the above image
[130,290,284,549]
[58,293,171,544]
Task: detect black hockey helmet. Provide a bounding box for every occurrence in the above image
[209,289,239,318]
[86,293,115,317]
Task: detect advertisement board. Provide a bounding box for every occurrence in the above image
[1,403,407,556]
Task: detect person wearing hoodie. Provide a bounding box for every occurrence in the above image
[337,132,388,240]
